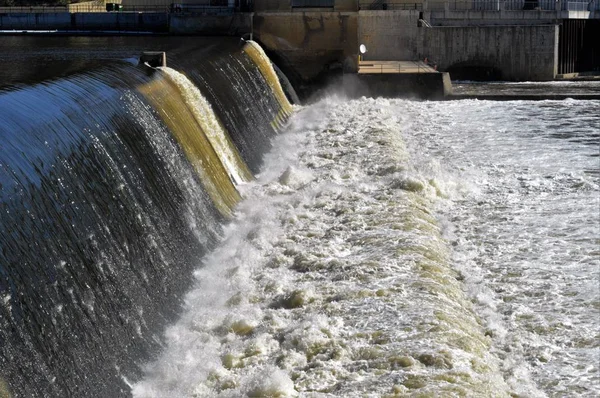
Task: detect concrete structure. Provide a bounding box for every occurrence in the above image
[0,12,169,31]
[0,0,598,92]
[140,51,167,67]
[170,12,250,34]
[422,24,559,80]
[358,10,421,61]
[348,60,452,99]
[122,0,236,8]
[254,0,357,12]
[252,10,358,87]
[346,72,452,99]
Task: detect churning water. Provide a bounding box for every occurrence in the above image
[133,97,599,397]
[0,37,598,398]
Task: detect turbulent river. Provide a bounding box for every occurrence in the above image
[0,37,598,398]
[134,97,599,397]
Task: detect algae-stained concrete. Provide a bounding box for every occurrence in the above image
[253,11,358,84]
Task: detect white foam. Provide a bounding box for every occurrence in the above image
[133,97,515,397]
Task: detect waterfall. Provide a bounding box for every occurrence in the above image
[0,40,291,398]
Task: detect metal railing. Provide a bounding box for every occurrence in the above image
[0,6,69,13]
[0,3,237,13]
[1,0,596,13]
[168,4,234,14]
[358,59,437,73]
[564,1,590,10]
[428,0,557,10]
[291,0,335,7]
[359,0,423,9]
[360,0,597,10]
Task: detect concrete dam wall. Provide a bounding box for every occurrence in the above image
[422,25,559,81]
[357,10,558,81]
[0,12,169,32]
[252,11,358,90]
[2,7,594,85]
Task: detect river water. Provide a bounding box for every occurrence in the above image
[133,96,599,397]
[0,36,598,397]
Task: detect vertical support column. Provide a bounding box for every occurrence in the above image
[553,24,559,78]
[565,20,573,73]
[572,21,576,73]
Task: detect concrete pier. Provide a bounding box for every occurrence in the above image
[140,51,166,67]
[346,60,452,100]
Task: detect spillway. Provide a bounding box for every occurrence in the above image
[0,37,598,398]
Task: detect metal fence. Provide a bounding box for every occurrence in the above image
[360,0,597,10]
[428,0,557,10]
[291,0,335,7]
[564,1,592,10]
[0,3,238,13]
[0,6,69,13]
[1,0,596,13]
[359,0,423,9]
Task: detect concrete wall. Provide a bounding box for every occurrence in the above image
[254,0,357,12]
[357,10,558,80]
[0,12,168,31]
[422,25,559,80]
[74,12,168,31]
[335,0,358,11]
[254,0,291,11]
[0,13,72,30]
[170,13,251,34]
[430,10,575,25]
[358,10,421,60]
[253,11,358,83]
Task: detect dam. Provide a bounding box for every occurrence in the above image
[1,0,599,93]
[0,3,599,398]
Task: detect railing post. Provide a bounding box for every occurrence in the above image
[423,0,429,10]
[556,0,562,10]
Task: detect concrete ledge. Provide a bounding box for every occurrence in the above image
[343,72,452,100]
[450,94,600,100]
